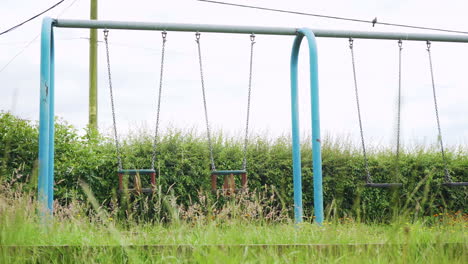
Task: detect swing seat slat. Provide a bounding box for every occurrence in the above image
[443,182,468,187]
[365,183,402,188]
[117,170,156,195]
[214,188,247,192]
[118,169,155,175]
[118,188,155,193]
[211,170,247,175]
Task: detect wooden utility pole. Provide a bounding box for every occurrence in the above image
[89,0,98,130]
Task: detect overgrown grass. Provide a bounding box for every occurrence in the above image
[0,182,467,263]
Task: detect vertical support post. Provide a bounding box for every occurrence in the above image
[211,173,217,192]
[241,173,247,189]
[134,173,142,194]
[118,172,123,191]
[229,173,235,193]
[223,175,229,192]
[48,30,56,211]
[290,32,303,223]
[89,0,98,130]
[290,28,324,224]
[150,172,156,188]
[38,17,55,216]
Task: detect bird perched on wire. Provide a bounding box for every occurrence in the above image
[372,17,378,27]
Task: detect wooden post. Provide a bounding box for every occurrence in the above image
[211,173,217,192]
[229,173,235,193]
[150,172,156,185]
[241,173,247,190]
[150,172,156,191]
[134,174,142,194]
[118,172,123,191]
[223,175,229,192]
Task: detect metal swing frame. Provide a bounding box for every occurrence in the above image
[38,17,468,223]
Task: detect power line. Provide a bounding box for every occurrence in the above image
[58,0,81,18]
[0,40,37,46]
[197,0,468,35]
[0,0,66,37]
[0,36,39,74]
[0,0,80,74]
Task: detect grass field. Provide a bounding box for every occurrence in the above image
[1,184,466,263]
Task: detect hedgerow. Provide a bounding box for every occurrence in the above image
[1,112,466,221]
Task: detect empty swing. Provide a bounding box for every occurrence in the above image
[348,38,403,188]
[425,41,467,187]
[103,29,168,194]
[195,32,256,194]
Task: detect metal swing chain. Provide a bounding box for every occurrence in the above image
[103,29,123,170]
[349,38,372,183]
[195,32,216,171]
[395,40,403,176]
[151,31,167,169]
[242,34,256,170]
[426,41,451,183]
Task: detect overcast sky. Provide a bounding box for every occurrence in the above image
[1,0,468,150]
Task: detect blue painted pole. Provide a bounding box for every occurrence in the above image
[290,34,303,223]
[38,17,54,215]
[290,28,324,224]
[47,29,56,212]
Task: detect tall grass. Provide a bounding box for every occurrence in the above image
[0,180,467,263]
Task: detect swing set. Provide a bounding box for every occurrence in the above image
[103,30,255,194]
[37,18,467,224]
[349,38,467,188]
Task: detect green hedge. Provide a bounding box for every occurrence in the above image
[1,112,467,221]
